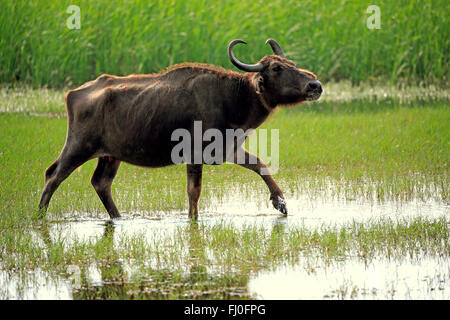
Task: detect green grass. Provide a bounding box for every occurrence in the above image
[0,85,448,299]
[0,89,447,224]
[1,0,448,86]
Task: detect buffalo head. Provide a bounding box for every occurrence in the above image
[228,39,322,106]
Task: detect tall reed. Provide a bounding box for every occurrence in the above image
[0,0,448,87]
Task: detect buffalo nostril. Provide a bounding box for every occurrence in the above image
[308,81,322,93]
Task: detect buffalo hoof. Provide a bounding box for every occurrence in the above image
[33,206,47,220]
[107,210,121,219]
[272,195,288,215]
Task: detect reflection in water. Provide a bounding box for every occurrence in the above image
[64,221,251,299]
[187,223,208,284]
[249,255,450,300]
[72,221,130,299]
[1,191,448,299]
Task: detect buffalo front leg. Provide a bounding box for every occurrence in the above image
[187,164,203,220]
[38,148,91,216]
[91,156,121,219]
[234,148,287,215]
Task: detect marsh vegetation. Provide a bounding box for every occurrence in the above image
[0,83,448,299]
[0,0,448,300]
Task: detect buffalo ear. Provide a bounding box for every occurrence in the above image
[253,74,265,94]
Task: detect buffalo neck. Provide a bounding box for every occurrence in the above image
[224,74,275,131]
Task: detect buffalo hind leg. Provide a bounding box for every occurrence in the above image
[187,164,203,220]
[38,149,91,216]
[234,147,287,215]
[91,156,121,219]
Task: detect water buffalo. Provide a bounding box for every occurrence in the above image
[38,39,322,219]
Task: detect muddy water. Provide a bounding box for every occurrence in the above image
[2,190,449,300]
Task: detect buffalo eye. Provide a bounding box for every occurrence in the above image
[272,65,282,72]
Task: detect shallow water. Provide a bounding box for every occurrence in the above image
[2,189,449,300]
[43,194,449,244]
[0,268,72,300]
[249,255,449,300]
